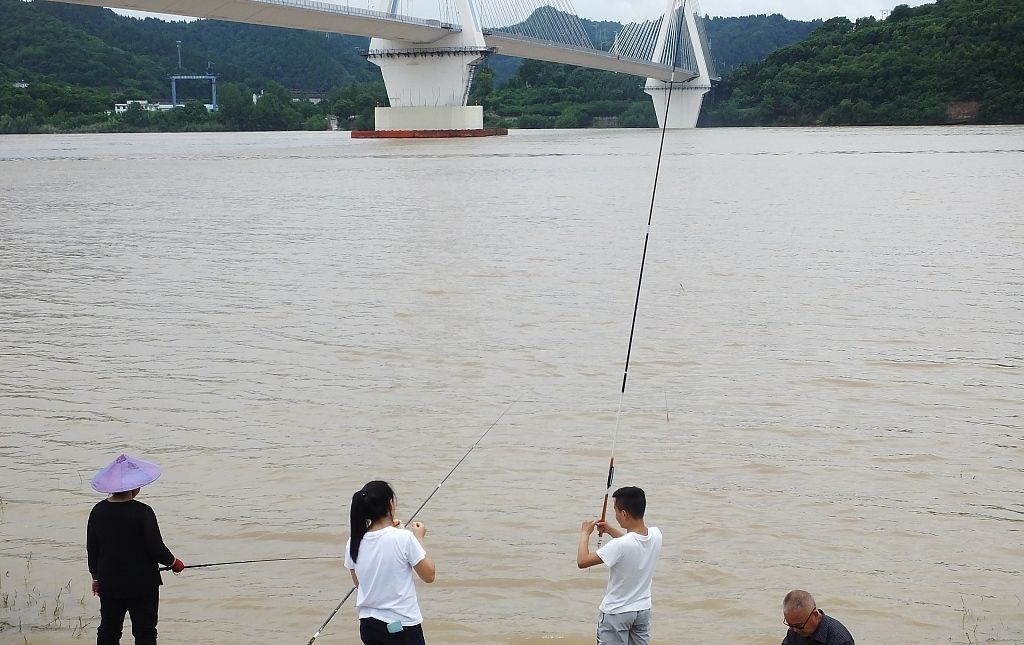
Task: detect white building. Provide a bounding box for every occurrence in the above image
[114,100,216,114]
[113,100,161,114]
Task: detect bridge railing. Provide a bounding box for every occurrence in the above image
[252,0,458,29]
[364,46,496,57]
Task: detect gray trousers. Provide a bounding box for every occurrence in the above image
[596,609,652,645]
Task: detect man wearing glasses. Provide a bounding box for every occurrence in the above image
[782,589,855,644]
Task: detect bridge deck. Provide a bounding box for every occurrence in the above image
[52,0,454,43]
[484,33,696,83]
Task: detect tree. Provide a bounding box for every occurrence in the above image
[888,4,915,22]
[180,101,210,121]
[469,66,493,103]
[120,101,148,128]
[555,105,591,128]
[251,91,299,130]
[517,114,553,128]
[215,83,253,130]
[0,86,46,117]
[619,101,657,128]
[303,114,327,130]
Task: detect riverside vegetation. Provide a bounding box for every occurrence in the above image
[0,553,94,641]
[1,0,1021,132]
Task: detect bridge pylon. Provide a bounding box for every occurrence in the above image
[367,0,492,132]
[644,0,715,128]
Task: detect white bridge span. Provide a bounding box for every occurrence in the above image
[52,0,715,130]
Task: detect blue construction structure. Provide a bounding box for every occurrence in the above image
[170,72,218,110]
[170,42,218,111]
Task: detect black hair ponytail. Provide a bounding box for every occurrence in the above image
[349,480,395,563]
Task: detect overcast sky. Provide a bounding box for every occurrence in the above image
[116,0,932,25]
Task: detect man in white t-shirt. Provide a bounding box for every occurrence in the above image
[577,486,662,645]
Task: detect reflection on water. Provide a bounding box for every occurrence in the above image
[1,127,1022,644]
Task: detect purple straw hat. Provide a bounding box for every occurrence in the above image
[91,454,162,494]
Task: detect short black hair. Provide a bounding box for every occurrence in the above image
[612,486,646,518]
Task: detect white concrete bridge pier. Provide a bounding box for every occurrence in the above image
[368,0,491,131]
[644,0,715,128]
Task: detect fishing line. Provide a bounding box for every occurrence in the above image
[598,3,688,537]
[159,556,339,572]
[305,395,520,645]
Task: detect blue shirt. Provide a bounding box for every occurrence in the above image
[783,611,855,645]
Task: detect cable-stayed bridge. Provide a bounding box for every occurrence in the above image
[51,0,716,130]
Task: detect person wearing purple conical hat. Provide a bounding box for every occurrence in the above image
[87,454,186,645]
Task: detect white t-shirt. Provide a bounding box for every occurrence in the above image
[595,527,662,614]
[344,526,427,626]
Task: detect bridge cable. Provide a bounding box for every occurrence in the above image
[304,395,520,645]
[597,0,688,538]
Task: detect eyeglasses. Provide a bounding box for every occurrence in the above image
[784,607,817,630]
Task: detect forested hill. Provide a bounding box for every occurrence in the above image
[3,0,816,92]
[0,0,377,92]
[701,0,1024,126]
[703,13,820,72]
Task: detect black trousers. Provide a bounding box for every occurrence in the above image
[97,589,160,645]
[359,618,426,645]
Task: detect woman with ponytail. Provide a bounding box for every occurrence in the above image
[345,480,436,645]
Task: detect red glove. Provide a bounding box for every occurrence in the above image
[171,558,185,573]
[91,580,100,596]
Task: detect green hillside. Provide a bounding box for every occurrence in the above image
[2,0,377,92]
[704,13,821,71]
[0,0,167,91]
[701,0,1024,126]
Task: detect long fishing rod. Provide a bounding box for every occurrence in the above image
[305,395,520,645]
[598,2,689,536]
[159,556,339,572]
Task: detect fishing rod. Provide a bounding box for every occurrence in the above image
[305,395,520,645]
[160,556,339,571]
[598,3,689,537]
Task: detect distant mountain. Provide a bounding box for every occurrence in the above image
[703,13,821,72]
[1,0,378,93]
[0,0,167,91]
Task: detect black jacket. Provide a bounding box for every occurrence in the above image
[87,499,175,597]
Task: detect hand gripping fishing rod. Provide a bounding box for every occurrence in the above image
[158,556,339,572]
[305,396,519,645]
[598,5,688,537]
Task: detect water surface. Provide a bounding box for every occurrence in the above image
[0,126,1022,644]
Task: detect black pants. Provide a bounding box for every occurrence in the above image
[359,618,426,645]
[97,590,159,645]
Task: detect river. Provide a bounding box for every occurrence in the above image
[0,126,1021,644]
